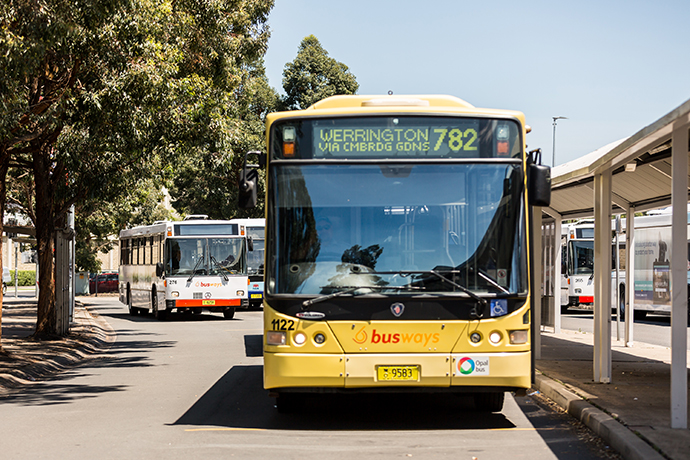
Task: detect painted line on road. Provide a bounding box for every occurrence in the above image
[185,427,267,432]
[489,427,566,431]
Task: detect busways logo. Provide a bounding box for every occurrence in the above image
[456,356,490,376]
[353,327,440,346]
[195,281,222,288]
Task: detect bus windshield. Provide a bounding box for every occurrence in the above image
[270,162,526,296]
[165,238,246,276]
[569,240,594,275]
[247,238,264,275]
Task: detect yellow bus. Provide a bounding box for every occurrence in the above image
[238,94,551,412]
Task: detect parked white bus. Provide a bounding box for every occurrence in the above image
[228,218,265,308]
[560,210,690,319]
[560,219,626,314]
[118,216,250,320]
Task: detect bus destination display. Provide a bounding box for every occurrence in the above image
[314,121,482,157]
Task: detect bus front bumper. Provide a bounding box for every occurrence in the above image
[263,351,531,392]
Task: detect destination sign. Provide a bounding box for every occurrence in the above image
[314,121,481,158]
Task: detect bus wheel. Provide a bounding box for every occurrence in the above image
[153,291,167,320]
[127,287,137,316]
[223,307,235,319]
[474,392,505,412]
[619,288,625,318]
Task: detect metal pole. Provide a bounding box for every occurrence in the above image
[13,241,18,298]
[670,122,688,429]
[551,116,568,167]
[615,215,621,341]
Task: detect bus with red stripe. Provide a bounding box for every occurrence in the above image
[118,216,249,320]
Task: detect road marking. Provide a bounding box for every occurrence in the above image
[185,427,266,432]
[488,427,566,431]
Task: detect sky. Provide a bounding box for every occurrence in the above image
[263,0,690,167]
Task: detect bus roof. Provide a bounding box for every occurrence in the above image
[266,95,526,126]
[119,219,242,239]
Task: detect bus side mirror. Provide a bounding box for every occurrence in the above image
[529,163,551,207]
[156,262,164,278]
[247,236,254,252]
[238,151,265,209]
[527,149,551,207]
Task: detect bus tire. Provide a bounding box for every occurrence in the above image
[473,392,505,412]
[223,307,235,319]
[127,287,137,316]
[619,287,625,318]
[153,290,167,320]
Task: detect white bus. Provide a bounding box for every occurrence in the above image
[560,210,690,319]
[560,219,626,314]
[118,217,250,320]
[228,218,265,308]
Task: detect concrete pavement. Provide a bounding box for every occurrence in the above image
[1,297,688,459]
[0,296,114,393]
[535,328,689,460]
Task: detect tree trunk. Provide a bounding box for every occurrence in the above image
[33,150,57,338]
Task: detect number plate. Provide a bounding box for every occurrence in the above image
[250,293,263,299]
[376,365,419,381]
[202,300,215,305]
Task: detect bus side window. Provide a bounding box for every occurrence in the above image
[561,245,567,275]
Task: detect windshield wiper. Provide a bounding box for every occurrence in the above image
[187,257,205,283]
[473,268,510,294]
[209,255,229,281]
[302,285,424,309]
[374,269,488,318]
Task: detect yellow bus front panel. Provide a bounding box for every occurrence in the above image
[451,352,531,389]
[264,353,345,389]
[344,353,450,387]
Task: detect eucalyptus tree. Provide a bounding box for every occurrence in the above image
[170,58,278,220]
[0,0,273,337]
[282,35,359,110]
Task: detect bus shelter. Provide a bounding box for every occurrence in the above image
[538,98,690,429]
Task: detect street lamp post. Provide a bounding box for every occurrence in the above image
[552,116,568,167]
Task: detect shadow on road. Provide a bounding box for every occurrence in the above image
[172,365,516,431]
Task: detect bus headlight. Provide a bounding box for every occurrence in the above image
[266,331,286,346]
[236,290,245,296]
[509,330,529,344]
[171,291,179,298]
[293,332,307,345]
[489,331,502,344]
[470,332,482,343]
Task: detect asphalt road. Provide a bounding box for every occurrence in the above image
[0,297,621,459]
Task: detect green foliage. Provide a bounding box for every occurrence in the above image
[169,58,278,219]
[0,0,275,335]
[282,35,359,110]
[8,270,36,287]
[75,180,176,272]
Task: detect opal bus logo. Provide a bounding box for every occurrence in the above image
[456,356,490,376]
[458,357,475,375]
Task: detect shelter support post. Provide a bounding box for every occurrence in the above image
[670,123,688,429]
[625,205,634,346]
[593,170,612,383]
[553,215,562,334]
